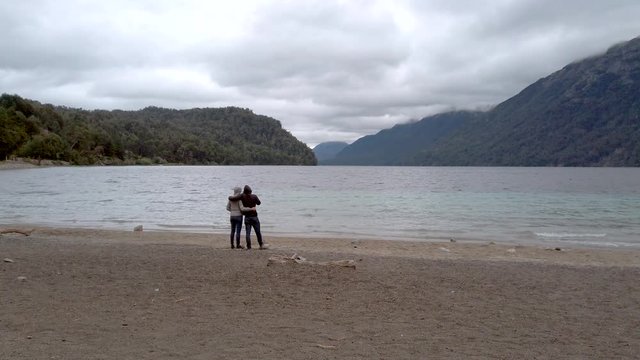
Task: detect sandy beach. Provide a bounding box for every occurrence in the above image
[2,227,639,359]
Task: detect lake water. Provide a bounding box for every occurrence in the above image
[1,166,639,248]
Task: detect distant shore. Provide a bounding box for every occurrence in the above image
[0,158,69,170]
[1,226,639,359]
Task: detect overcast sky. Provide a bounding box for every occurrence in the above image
[1,1,640,146]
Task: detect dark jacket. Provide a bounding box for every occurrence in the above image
[228,185,261,217]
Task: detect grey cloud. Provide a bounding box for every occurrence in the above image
[0,0,194,72]
[1,1,640,146]
[207,1,410,88]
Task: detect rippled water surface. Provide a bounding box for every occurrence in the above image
[1,166,639,247]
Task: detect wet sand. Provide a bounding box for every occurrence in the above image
[2,227,639,359]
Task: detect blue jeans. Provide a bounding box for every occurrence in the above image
[230,216,243,247]
[244,216,263,249]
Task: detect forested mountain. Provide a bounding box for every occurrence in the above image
[328,36,640,166]
[322,111,482,165]
[417,36,640,166]
[312,141,348,162]
[0,95,316,165]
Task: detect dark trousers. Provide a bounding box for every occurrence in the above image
[230,216,243,247]
[244,216,263,249]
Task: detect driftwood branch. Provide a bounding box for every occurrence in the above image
[0,228,34,236]
[268,254,356,269]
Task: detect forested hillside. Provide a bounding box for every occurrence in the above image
[0,95,316,165]
[326,36,640,166]
[322,111,481,165]
[416,36,640,166]
[312,141,349,162]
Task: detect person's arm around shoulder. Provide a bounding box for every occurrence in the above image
[228,194,242,201]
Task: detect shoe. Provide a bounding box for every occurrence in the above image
[259,244,269,250]
[236,245,245,249]
[231,245,235,249]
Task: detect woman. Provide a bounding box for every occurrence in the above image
[226,186,244,249]
[228,184,267,250]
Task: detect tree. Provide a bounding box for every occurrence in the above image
[17,133,67,160]
[0,108,28,159]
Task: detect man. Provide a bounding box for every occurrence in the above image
[229,185,266,250]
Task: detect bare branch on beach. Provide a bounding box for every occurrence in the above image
[268,254,356,269]
[0,228,34,236]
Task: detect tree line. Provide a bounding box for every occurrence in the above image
[0,94,317,165]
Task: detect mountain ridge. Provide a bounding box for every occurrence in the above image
[312,141,349,162]
[325,36,640,166]
[321,111,482,165]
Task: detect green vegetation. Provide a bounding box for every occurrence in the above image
[0,95,316,165]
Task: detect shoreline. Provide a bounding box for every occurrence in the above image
[4,225,640,267]
[4,221,638,251]
[2,225,640,358]
[0,158,69,170]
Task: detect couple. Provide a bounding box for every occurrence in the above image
[226,185,267,250]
